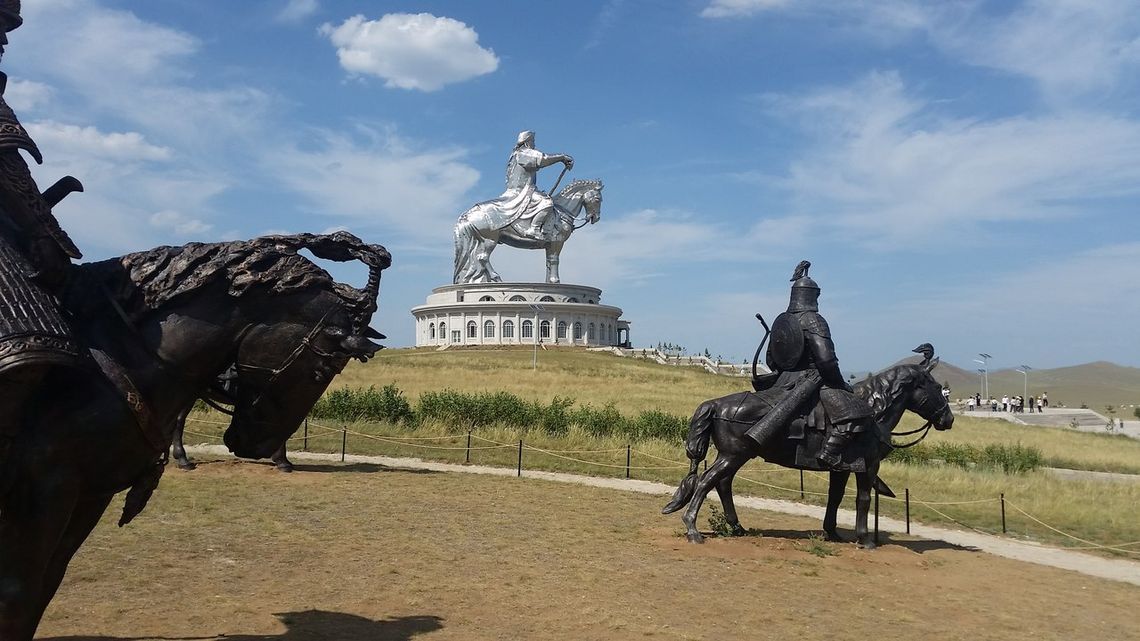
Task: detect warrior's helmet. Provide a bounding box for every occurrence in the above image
[787,260,820,313]
[0,0,20,32]
[516,130,535,148]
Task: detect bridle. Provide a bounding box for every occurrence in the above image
[233,310,341,410]
[890,377,948,448]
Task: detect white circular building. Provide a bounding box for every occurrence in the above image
[411,282,630,348]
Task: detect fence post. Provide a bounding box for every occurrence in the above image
[626,445,631,479]
[905,488,910,534]
[466,430,472,464]
[341,428,346,462]
[799,470,805,499]
[303,418,308,452]
[873,488,880,545]
[517,440,523,477]
[1000,493,1007,534]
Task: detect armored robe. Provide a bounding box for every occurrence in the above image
[0,71,83,399]
[745,261,873,468]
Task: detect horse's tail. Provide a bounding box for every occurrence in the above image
[662,401,716,514]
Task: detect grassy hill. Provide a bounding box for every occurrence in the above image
[892,357,1140,410]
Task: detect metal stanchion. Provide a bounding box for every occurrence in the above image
[874,488,880,545]
[303,418,308,452]
[905,488,910,534]
[626,445,631,479]
[466,431,472,464]
[1000,493,1007,533]
[517,440,523,477]
[341,428,346,462]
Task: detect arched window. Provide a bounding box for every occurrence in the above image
[483,320,495,338]
[503,320,515,338]
[573,322,582,340]
[439,322,446,339]
[567,297,579,303]
[539,295,555,302]
[521,320,533,338]
[540,320,551,339]
[429,322,435,339]
[479,295,495,302]
[509,295,526,302]
[587,323,595,340]
[557,321,567,339]
[467,321,477,338]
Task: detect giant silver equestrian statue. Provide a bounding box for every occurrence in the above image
[453,130,602,284]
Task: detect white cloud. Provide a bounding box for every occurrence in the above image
[702,0,792,19]
[263,126,480,240]
[701,0,1140,101]
[318,13,499,91]
[26,121,171,161]
[149,210,213,236]
[761,71,1140,245]
[5,78,54,111]
[276,0,319,24]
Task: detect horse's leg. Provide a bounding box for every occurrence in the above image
[823,470,850,542]
[680,454,734,543]
[31,493,114,624]
[271,443,294,473]
[714,460,748,536]
[545,242,562,284]
[854,470,874,548]
[171,407,196,470]
[0,477,78,640]
[476,237,502,282]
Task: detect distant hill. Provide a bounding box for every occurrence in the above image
[886,358,1140,410]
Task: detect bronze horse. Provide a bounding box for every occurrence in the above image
[0,232,389,640]
[663,358,953,547]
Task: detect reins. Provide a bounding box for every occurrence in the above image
[891,420,933,448]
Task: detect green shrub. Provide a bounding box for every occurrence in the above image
[310,384,414,424]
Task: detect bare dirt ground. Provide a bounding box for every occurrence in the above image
[38,459,1139,641]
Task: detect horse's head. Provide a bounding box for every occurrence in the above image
[223,292,383,459]
[556,179,603,225]
[217,233,391,459]
[902,358,955,430]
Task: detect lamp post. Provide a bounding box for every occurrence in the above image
[529,303,545,370]
[1015,365,1031,404]
[974,353,991,400]
[977,369,986,400]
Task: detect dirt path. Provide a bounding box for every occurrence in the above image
[188,445,1140,587]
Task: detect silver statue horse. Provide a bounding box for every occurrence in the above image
[453,179,602,284]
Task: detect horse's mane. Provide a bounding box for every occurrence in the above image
[556,178,602,199]
[856,364,926,417]
[77,233,386,318]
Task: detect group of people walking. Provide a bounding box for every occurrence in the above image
[964,392,1048,413]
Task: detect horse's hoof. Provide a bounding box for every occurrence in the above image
[857,539,877,550]
[686,532,705,544]
[730,524,747,537]
[177,461,197,471]
[276,464,295,473]
[824,530,847,543]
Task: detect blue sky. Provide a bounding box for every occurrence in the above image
[8,0,1140,371]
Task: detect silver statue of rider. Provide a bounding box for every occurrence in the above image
[748,261,873,467]
[501,130,573,239]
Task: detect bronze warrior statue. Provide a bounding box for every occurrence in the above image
[664,260,955,546]
[0,0,85,435]
[745,260,873,467]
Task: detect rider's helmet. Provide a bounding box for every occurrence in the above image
[0,0,20,32]
[787,260,820,313]
[516,130,535,148]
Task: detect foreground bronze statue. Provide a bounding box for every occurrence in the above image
[663,261,954,546]
[0,231,389,638]
[0,10,392,636]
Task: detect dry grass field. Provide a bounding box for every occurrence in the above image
[37,460,1140,641]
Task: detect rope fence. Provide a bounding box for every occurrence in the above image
[182,415,1140,558]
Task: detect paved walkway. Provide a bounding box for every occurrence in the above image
[187,445,1140,587]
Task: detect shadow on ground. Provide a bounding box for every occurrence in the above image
[42,610,444,641]
[701,527,980,553]
[181,459,439,475]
